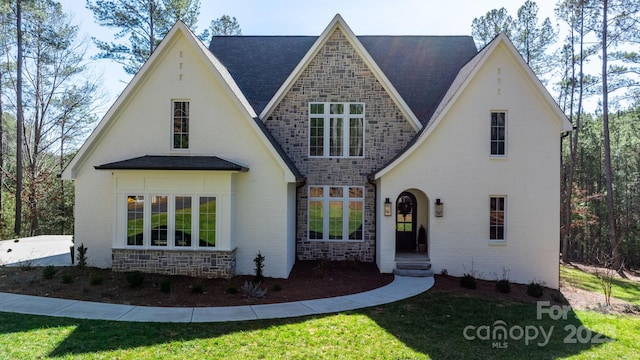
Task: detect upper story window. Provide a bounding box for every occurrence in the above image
[172,100,189,150]
[309,102,365,158]
[490,111,506,156]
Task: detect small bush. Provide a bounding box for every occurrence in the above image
[527,281,544,298]
[62,273,73,284]
[440,268,448,276]
[76,243,88,270]
[191,283,204,294]
[271,283,282,292]
[226,285,239,294]
[496,279,511,293]
[43,266,58,280]
[460,274,477,289]
[241,280,266,299]
[160,279,172,293]
[254,251,265,283]
[90,275,103,286]
[126,271,145,288]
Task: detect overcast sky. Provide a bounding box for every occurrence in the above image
[57,0,565,115]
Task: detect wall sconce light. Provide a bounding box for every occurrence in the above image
[384,198,392,216]
[435,198,444,217]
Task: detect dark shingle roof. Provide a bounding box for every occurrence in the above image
[209,35,477,125]
[95,155,249,171]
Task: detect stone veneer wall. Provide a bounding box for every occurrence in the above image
[265,29,417,262]
[112,248,236,279]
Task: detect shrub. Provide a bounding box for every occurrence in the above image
[460,274,477,289]
[271,283,282,292]
[496,279,511,293]
[440,268,448,276]
[254,251,265,283]
[241,280,266,299]
[62,273,73,284]
[90,275,103,286]
[126,271,145,288]
[43,266,58,280]
[191,283,204,294]
[527,281,544,298]
[160,279,172,293]
[226,285,239,294]
[76,243,88,270]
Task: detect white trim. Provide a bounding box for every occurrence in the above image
[259,14,422,132]
[489,195,507,244]
[308,102,365,158]
[308,185,364,242]
[490,110,508,157]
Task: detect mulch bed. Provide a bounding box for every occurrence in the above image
[0,260,393,307]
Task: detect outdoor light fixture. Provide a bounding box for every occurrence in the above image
[435,198,444,217]
[384,198,392,216]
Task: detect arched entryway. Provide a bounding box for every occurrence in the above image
[395,192,417,252]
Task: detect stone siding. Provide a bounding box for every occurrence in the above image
[112,248,236,279]
[266,29,417,262]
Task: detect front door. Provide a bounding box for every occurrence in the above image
[395,192,417,252]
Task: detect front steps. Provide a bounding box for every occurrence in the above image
[393,254,434,277]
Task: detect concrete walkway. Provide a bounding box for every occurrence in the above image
[0,235,434,322]
[0,276,433,322]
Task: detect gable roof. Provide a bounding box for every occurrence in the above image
[209,14,477,128]
[373,33,573,179]
[62,21,302,183]
[95,155,249,171]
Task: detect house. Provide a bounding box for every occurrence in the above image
[61,15,571,288]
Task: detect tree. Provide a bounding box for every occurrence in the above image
[86,0,202,74]
[471,8,512,48]
[208,14,241,36]
[512,0,556,77]
[14,0,23,235]
[471,1,556,79]
[14,0,99,235]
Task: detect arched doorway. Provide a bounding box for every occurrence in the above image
[395,192,417,252]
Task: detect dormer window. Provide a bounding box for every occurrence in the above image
[172,100,189,150]
[309,102,365,158]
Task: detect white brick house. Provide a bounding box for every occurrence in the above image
[62,15,571,288]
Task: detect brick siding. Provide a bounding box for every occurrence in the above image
[111,248,236,279]
[266,29,417,262]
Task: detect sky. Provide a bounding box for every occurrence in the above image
[57,0,563,116]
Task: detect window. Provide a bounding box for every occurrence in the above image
[490,196,506,241]
[490,111,506,156]
[308,186,364,241]
[199,197,216,247]
[309,102,364,157]
[175,196,192,247]
[151,196,168,246]
[172,101,189,149]
[125,194,216,249]
[127,195,144,246]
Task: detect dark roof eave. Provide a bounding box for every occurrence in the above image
[94,155,249,172]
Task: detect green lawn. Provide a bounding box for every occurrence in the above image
[0,289,638,359]
[561,265,640,305]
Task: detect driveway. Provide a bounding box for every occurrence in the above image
[0,235,73,267]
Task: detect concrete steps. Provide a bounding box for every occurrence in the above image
[393,257,433,277]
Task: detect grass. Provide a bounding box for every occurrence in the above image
[561,265,640,305]
[0,290,638,359]
[0,265,638,358]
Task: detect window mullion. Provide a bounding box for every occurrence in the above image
[323,107,330,157]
